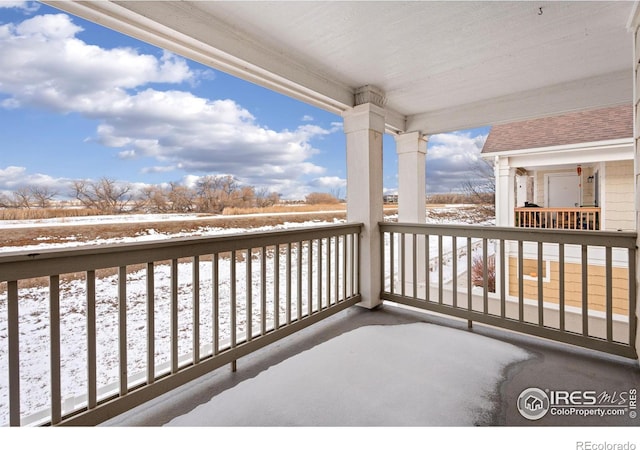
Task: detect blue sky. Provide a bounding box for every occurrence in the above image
[0,1,490,200]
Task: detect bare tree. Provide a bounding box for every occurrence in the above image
[459,158,495,220]
[0,192,11,208]
[167,182,196,212]
[72,178,133,214]
[135,185,169,213]
[255,187,280,207]
[196,175,243,213]
[12,187,33,209]
[30,186,58,208]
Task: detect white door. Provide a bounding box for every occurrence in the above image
[547,173,580,207]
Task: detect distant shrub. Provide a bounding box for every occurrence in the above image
[471,255,495,293]
[305,192,339,205]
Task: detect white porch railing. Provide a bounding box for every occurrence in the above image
[380,223,637,359]
[0,223,362,426]
[514,206,601,230]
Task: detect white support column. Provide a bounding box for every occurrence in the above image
[343,100,385,309]
[395,132,427,294]
[494,156,515,302]
[395,132,427,223]
[495,156,515,227]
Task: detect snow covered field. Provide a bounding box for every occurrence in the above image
[0,208,493,426]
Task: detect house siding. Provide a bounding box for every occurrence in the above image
[508,257,630,316]
[604,160,635,231]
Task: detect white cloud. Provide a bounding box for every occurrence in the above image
[426,131,489,193]
[0,14,194,113]
[0,1,38,12]
[0,165,73,195]
[310,176,346,189]
[301,114,314,122]
[0,13,341,198]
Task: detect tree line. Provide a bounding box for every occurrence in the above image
[0,175,282,215]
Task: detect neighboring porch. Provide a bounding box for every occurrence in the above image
[514,205,601,230]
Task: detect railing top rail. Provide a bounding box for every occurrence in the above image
[0,222,363,282]
[379,222,637,248]
[514,206,601,212]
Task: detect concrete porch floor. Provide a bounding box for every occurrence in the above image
[102,302,640,427]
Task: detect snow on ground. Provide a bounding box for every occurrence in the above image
[165,322,529,426]
[0,208,497,426]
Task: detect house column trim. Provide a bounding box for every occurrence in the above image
[343,101,385,309]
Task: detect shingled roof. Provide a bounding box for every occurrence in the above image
[482,104,632,153]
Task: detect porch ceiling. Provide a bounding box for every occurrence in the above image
[45,1,635,134]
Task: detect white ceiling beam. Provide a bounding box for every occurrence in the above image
[406,70,632,135]
[44,0,355,114]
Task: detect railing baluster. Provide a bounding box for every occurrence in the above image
[317,238,323,310]
[581,245,589,336]
[286,243,292,324]
[605,246,613,342]
[466,237,471,311]
[400,233,406,297]
[261,246,267,335]
[499,239,506,318]
[350,233,356,296]
[326,237,332,307]
[170,260,178,374]
[230,250,237,371]
[297,242,302,321]
[8,280,20,426]
[482,238,488,314]
[50,275,61,425]
[518,241,524,322]
[354,231,360,295]
[334,236,339,304]
[390,232,395,294]
[412,233,418,299]
[212,253,219,356]
[308,240,313,314]
[438,235,443,304]
[342,235,347,301]
[274,245,280,330]
[86,270,97,408]
[425,232,430,302]
[537,242,544,326]
[192,256,200,363]
[452,236,457,308]
[145,264,155,384]
[559,244,565,332]
[118,266,128,394]
[246,249,252,342]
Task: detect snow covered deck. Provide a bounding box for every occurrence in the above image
[100,303,639,427]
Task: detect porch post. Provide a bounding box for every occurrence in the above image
[343,88,386,309]
[495,156,515,227]
[395,132,427,223]
[395,132,428,292]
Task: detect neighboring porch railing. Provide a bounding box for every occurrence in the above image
[0,223,362,426]
[514,206,600,230]
[514,206,601,230]
[380,222,637,359]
